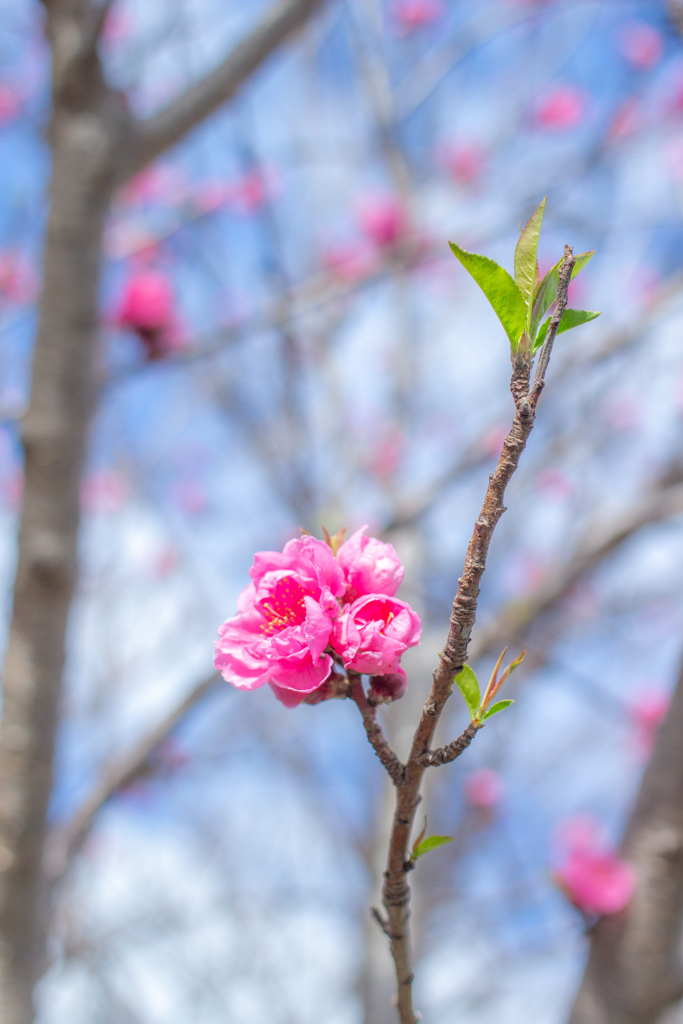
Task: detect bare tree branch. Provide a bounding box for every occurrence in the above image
[131,0,324,173]
[348,674,405,785]
[44,672,221,886]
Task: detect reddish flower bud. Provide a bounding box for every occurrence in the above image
[369,668,407,704]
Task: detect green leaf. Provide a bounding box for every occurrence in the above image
[533,308,602,351]
[530,251,596,340]
[514,197,546,324]
[412,835,454,859]
[449,242,527,351]
[482,699,515,721]
[454,665,481,720]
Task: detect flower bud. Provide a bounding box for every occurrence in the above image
[369,668,407,704]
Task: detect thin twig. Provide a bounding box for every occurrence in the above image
[373,247,575,1024]
[348,673,405,785]
[418,720,480,768]
[530,244,575,404]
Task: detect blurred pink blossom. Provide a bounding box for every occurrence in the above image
[0,84,20,127]
[391,0,443,33]
[357,194,407,248]
[439,142,487,184]
[368,429,405,479]
[323,241,380,282]
[2,469,23,511]
[535,85,588,131]
[337,525,404,604]
[554,815,636,915]
[103,8,131,44]
[617,21,663,70]
[629,689,669,755]
[603,392,641,432]
[556,848,635,915]
[116,268,181,360]
[121,166,187,206]
[464,768,503,809]
[174,480,207,516]
[0,251,37,305]
[151,545,179,579]
[80,470,129,514]
[608,99,642,142]
[536,467,572,502]
[482,424,508,459]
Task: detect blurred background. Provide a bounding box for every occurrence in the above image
[2,0,683,1021]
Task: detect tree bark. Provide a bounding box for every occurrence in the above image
[0,2,324,1021]
[568,658,683,1024]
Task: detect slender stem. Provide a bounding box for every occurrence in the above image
[372,247,575,1024]
[348,674,405,785]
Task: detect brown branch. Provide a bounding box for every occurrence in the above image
[418,720,480,768]
[44,671,221,885]
[130,0,324,173]
[375,245,575,1024]
[348,674,405,786]
[568,655,683,1024]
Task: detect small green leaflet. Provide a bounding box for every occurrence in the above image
[449,243,527,351]
[530,251,596,340]
[514,197,546,326]
[454,665,480,720]
[533,308,601,352]
[412,835,454,859]
[482,699,514,721]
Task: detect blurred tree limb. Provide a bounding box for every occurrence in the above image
[0,2,324,1022]
[569,655,683,1024]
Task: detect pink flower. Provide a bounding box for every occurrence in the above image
[392,0,443,33]
[0,251,37,305]
[464,768,503,809]
[214,536,346,706]
[356,194,406,248]
[535,85,588,131]
[331,594,421,674]
[556,849,636,916]
[337,525,404,603]
[553,815,636,916]
[369,668,407,704]
[617,22,663,70]
[116,268,178,361]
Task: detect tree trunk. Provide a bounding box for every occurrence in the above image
[568,660,683,1024]
[0,17,130,1017]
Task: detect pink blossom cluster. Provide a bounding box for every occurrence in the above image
[554,815,636,916]
[214,527,421,707]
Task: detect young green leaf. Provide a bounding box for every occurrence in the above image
[449,242,527,351]
[482,699,514,721]
[530,251,596,339]
[514,197,546,323]
[454,664,480,719]
[533,308,601,351]
[412,835,454,859]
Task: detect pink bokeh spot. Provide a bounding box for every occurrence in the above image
[617,21,663,70]
[323,241,380,283]
[116,268,183,361]
[629,689,669,756]
[0,84,20,127]
[608,99,642,143]
[80,470,129,514]
[535,85,588,131]
[391,0,443,33]
[554,815,636,916]
[439,142,487,184]
[464,768,503,809]
[356,194,407,248]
